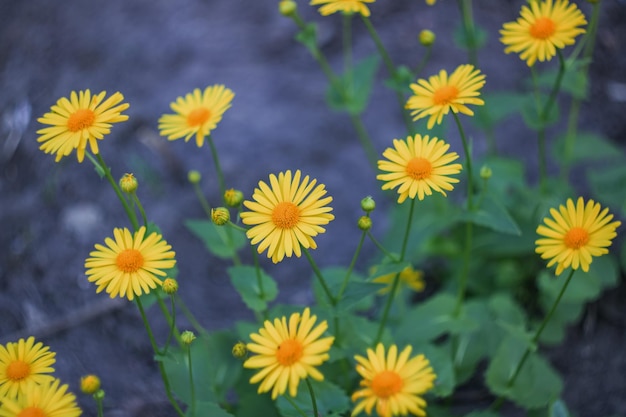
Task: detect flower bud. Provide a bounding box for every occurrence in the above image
[211,207,230,226]
[188,170,201,184]
[419,30,436,47]
[119,173,138,194]
[162,278,179,295]
[279,0,297,16]
[426,0,437,4]
[360,196,376,213]
[480,165,492,180]
[181,330,196,345]
[358,215,372,231]
[94,389,105,400]
[80,374,101,395]
[232,341,248,359]
[224,188,244,207]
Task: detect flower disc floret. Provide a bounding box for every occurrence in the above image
[536,197,620,275]
[158,85,234,147]
[500,0,587,66]
[240,170,334,263]
[310,0,375,17]
[377,134,462,203]
[37,90,129,162]
[243,308,334,399]
[85,226,176,300]
[351,344,436,417]
[0,337,56,399]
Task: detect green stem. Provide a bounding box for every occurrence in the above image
[366,231,400,262]
[177,295,208,335]
[452,112,474,210]
[454,221,473,317]
[303,248,336,306]
[187,345,196,417]
[160,294,181,352]
[457,0,478,66]
[305,378,319,417]
[374,198,416,344]
[337,230,366,300]
[350,114,379,170]
[135,297,185,417]
[132,193,149,229]
[192,182,213,217]
[95,394,104,417]
[284,396,308,417]
[206,135,226,200]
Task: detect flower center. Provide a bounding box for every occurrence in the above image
[405,157,433,180]
[564,227,590,249]
[67,109,96,132]
[186,107,211,127]
[115,249,145,273]
[432,85,459,105]
[371,370,403,399]
[530,17,556,39]
[18,407,46,417]
[272,202,301,229]
[6,360,31,381]
[276,339,303,366]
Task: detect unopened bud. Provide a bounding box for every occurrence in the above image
[480,165,492,180]
[211,207,230,226]
[419,30,436,46]
[361,196,376,213]
[162,278,179,295]
[358,216,372,231]
[80,375,101,395]
[224,188,244,207]
[279,0,297,16]
[232,341,248,359]
[181,331,196,345]
[119,173,138,194]
[188,170,201,184]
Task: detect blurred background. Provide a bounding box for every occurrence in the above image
[1,0,626,415]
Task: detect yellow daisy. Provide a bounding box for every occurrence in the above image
[500,0,587,67]
[352,343,436,417]
[371,265,425,295]
[310,0,375,17]
[240,170,334,263]
[406,64,485,129]
[0,379,82,417]
[85,226,177,300]
[377,134,462,203]
[0,337,56,399]
[536,197,621,276]
[36,90,129,163]
[158,84,235,148]
[243,307,334,399]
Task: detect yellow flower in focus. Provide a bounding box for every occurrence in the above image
[310,0,375,17]
[0,337,56,399]
[244,308,334,399]
[0,379,82,417]
[372,265,425,295]
[377,134,462,203]
[536,197,620,276]
[406,64,485,129]
[500,0,587,66]
[158,85,234,147]
[36,90,129,163]
[85,226,177,300]
[241,170,334,263]
[352,344,436,417]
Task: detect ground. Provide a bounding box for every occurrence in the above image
[1,0,626,416]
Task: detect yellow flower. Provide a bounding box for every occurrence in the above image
[243,308,334,399]
[158,85,234,147]
[352,344,436,417]
[372,265,425,295]
[80,374,101,395]
[0,379,82,417]
[500,0,587,67]
[36,90,129,163]
[377,134,462,203]
[536,197,620,276]
[426,0,436,5]
[0,337,56,399]
[240,170,334,263]
[310,0,375,17]
[406,64,485,129]
[85,226,177,300]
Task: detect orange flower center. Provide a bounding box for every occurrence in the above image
[18,407,46,417]
[187,107,211,127]
[272,202,301,229]
[6,360,31,381]
[405,157,433,180]
[67,109,96,132]
[371,370,403,399]
[433,85,459,105]
[564,227,590,249]
[116,249,145,273]
[276,339,303,366]
[530,17,556,39]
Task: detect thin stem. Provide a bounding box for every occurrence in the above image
[177,295,208,335]
[206,135,226,200]
[337,230,367,300]
[303,248,336,306]
[366,231,399,262]
[454,221,473,317]
[160,294,181,353]
[187,345,196,417]
[305,378,319,417]
[132,193,149,229]
[452,112,474,210]
[192,182,213,217]
[95,394,104,417]
[350,114,379,169]
[284,396,308,417]
[457,0,478,66]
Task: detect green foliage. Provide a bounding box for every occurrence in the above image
[229,266,278,313]
[185,219,246,259]
[326,54,380,115]
[275,379,350,417]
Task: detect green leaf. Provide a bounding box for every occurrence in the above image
[234,392,278,417]
[587,163,626,217]
[421,344,455,397]
[185,219,246,259]
[275,379,350,417]
[461,194,521,235]
[228,266,278,313]
[295,23,318,55]
[534,63,589,100]
[473,92,527,130]
[521,93,559,131]
[384,65,413,93]
[191,402,234,417]
[326,54,380,115]
[486,336,563,409]
[550,399,572,417]
[453,23,488,50]
[464,412,502,417]
[312,267,375,312]
[553,131,623,164]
